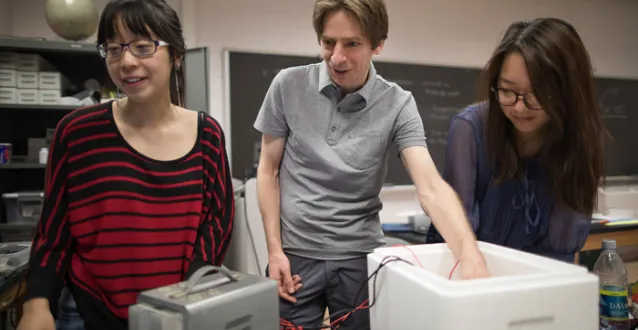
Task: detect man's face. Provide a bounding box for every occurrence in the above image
[320,9,383,94]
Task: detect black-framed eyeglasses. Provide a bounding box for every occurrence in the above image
[97,40,169,59]
[491,87,543,110]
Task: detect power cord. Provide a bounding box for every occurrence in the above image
[279,255,413,330]
[279,245,462,330]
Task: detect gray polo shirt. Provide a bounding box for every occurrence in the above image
[254,61,427,260]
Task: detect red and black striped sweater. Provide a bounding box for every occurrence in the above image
[24,101,235,330]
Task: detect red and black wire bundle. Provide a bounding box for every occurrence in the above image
[280,245,460,329]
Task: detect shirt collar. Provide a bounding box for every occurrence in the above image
[318,60,377,105]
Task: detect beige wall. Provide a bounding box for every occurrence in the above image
[194,0,638,136]
[4,0,638,150]
[0,0,10,35]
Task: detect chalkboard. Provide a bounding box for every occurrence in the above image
[227,52,321,180]
[595,77,638,176]
[226,50,638,184]
[371,61,481,184]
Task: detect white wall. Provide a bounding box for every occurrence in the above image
[3,0,638,152]
[195,0,638,137]
[0,0,10,35]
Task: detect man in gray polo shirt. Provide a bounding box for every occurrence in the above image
[254,0,489,329]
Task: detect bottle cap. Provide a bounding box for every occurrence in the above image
[602,239,616,250]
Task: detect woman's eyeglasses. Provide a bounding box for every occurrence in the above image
[491,87,543,110]
[97,40,169,59]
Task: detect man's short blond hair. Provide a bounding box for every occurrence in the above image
[313,0,389,49]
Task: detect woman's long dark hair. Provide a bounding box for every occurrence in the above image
[481,18,607,215]
[97,0,186,106]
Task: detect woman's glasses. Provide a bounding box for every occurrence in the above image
[491,87,543,110]
[97,40,169,59]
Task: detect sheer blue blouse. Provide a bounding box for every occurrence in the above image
[427,103,591,262]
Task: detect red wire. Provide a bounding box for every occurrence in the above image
[397,244,424,268]
[280,245,460,329]
[449,259,460,280]
[330,298,369,329]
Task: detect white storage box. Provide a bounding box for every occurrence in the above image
[0,52,17,69]
[596,184,638,216]
[14,54,54,72]
[378,184,422,224]
[38,72,68,90]
[39,90,61,105]
[16,71,38,89]
[17,89,38,104]
[0,87,17,104]
[367,242,599,330]
[0,69,16,87]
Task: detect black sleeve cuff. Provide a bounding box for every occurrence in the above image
[24,267,63,301]
[23,267,64,317]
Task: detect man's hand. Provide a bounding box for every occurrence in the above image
[459,246,491,280]
[460,260,491,279]
[268,251,303,303]
[400,146,490,276]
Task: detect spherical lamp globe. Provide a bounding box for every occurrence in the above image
[45,0,99,41]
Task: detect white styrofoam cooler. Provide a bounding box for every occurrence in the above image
[368,242,599,330]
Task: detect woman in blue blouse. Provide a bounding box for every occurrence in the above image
[427,18,606,262]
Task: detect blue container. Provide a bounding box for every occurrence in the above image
[0,143,12,164]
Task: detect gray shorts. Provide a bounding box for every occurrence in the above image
[267,252,370,330]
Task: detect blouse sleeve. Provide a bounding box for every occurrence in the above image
[536,203,591,262]
[442,117,481,232]
[185,114,235,278]
[24,117,72,310]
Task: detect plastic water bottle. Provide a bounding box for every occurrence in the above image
[594,239,630,330]
[39,147,49,164]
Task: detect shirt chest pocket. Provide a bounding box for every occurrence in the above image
[339,131,385,171]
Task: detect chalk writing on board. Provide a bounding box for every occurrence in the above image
[428,113,451,121]
[429,138,448,145]
[384,78,414,89]
[424,88,461,97]
[427,129,448,145]
[422,81,451,88]
[598,87,627,120]
[429,130,447,137]
[394,79,414,86]
[601,108,626,119]
[432,105,461,114]
[421,80,461,98]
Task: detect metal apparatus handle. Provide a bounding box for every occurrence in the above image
[184,265,238,295]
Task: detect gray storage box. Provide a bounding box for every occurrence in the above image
[129,266,279,330]
[2,191,44,223]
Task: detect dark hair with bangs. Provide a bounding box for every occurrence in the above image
[480,17,607,216]
[97,0,186,106]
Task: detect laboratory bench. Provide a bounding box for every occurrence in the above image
[0,222,637,329]
[383,221,638,270]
